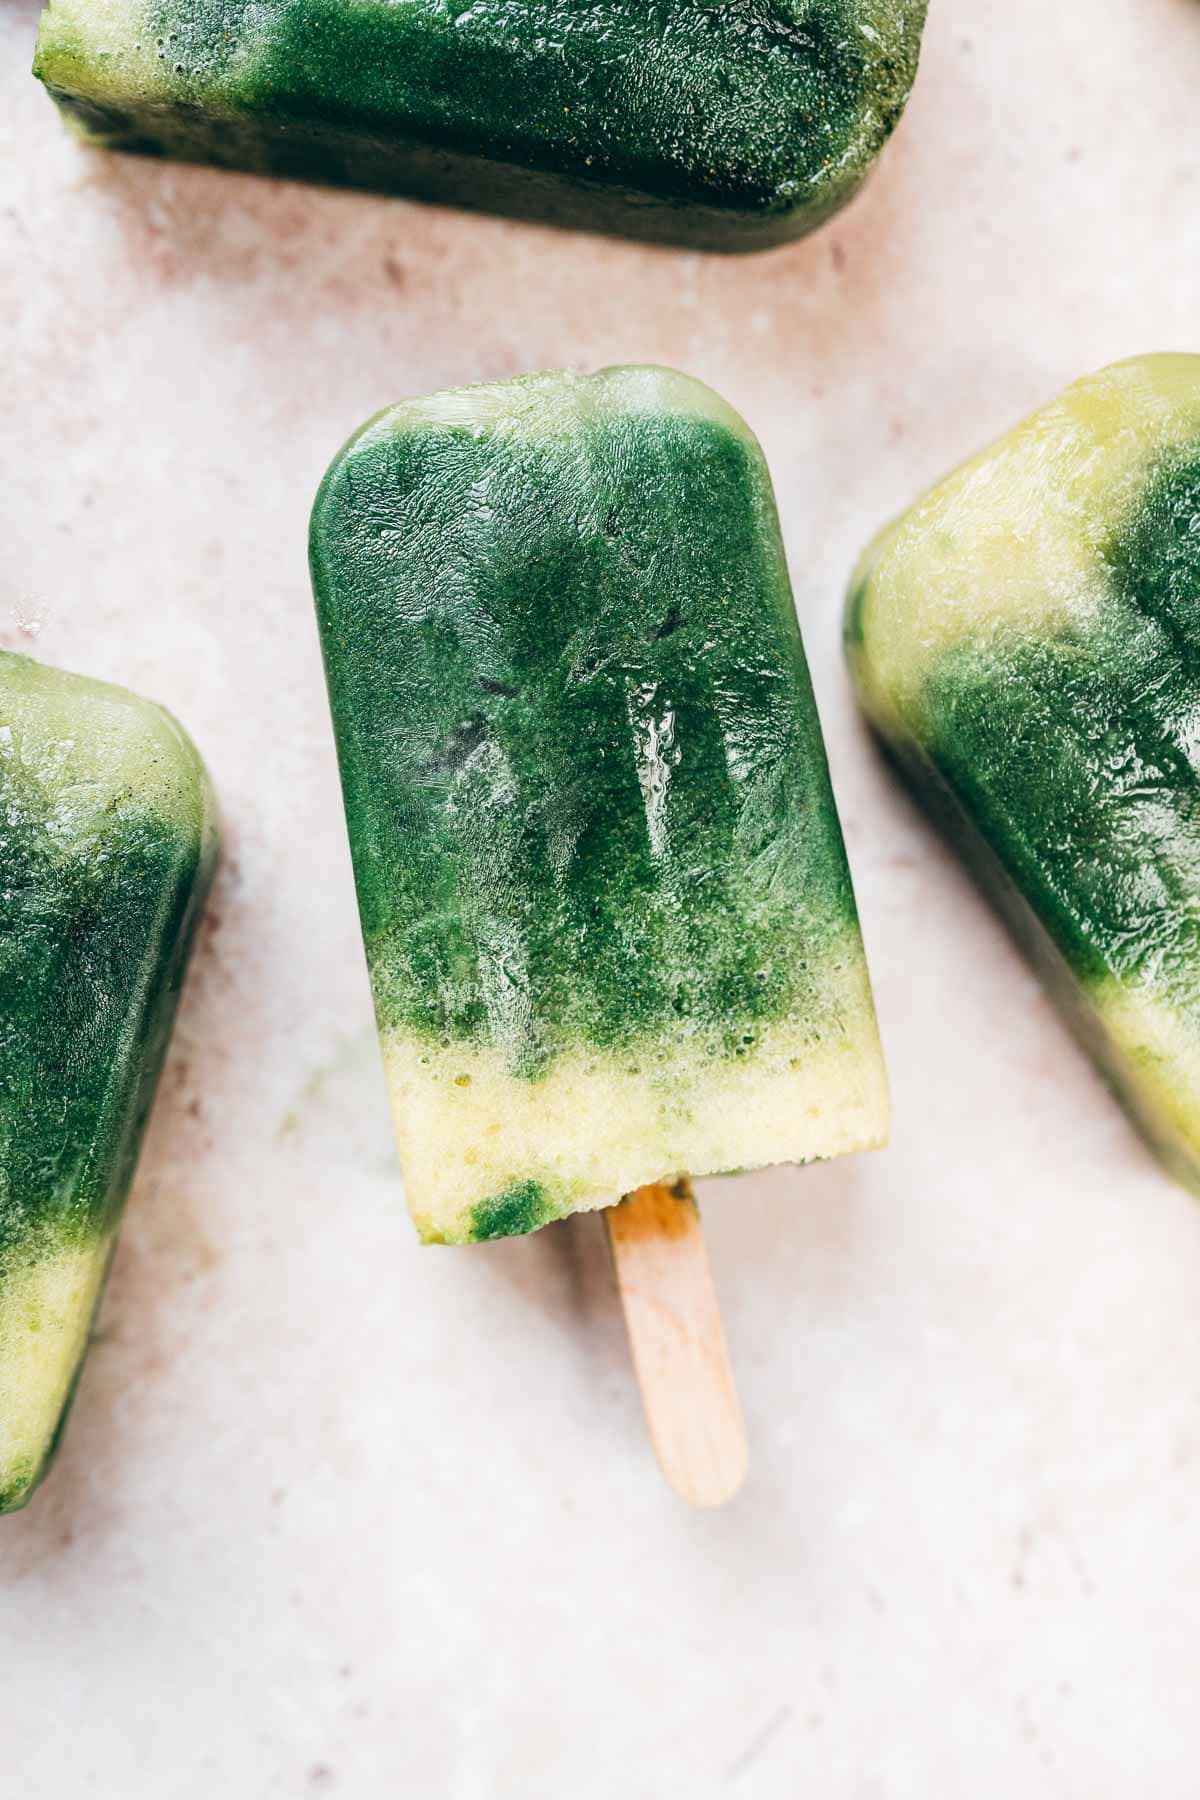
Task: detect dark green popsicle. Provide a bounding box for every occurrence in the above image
[34,0,927,251]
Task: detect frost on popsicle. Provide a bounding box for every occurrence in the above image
[311,365,889,1245]
[846,353,1200,1193]
[34,0,928,251]
[0,653,216,1511]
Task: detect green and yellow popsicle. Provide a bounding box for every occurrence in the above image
[34,0,927,251]
[847,353,1200,1193]
[0,652,215,1511]
[312,364,888,1499]
[312,365,889,1247]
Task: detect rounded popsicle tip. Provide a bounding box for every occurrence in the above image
[311,364,762,514]
[0,649,218,863]
[844,351,1200,740]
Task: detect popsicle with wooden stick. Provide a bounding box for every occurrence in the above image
[310,366,889,1504]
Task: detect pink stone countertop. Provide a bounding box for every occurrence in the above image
[5,2,1200,1793]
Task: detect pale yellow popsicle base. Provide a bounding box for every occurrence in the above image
[384,988,890,1244]
[0,1234,112,1507]
[607,1180,747,1509]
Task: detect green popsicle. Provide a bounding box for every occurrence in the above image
[312,365,889,1246]
[33,0,927,251]
[847,353,1200,1193]
[0,652,216,1511]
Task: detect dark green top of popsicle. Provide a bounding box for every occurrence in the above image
[312,367,864,1084]
[35,0,928,250]
[0,653,217,1263]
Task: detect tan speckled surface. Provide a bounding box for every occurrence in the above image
[5,2,1200,1793]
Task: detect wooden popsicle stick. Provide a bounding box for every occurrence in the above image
[605,1177,747,1508]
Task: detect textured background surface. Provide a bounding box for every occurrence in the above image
[4,2,1200,1793]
